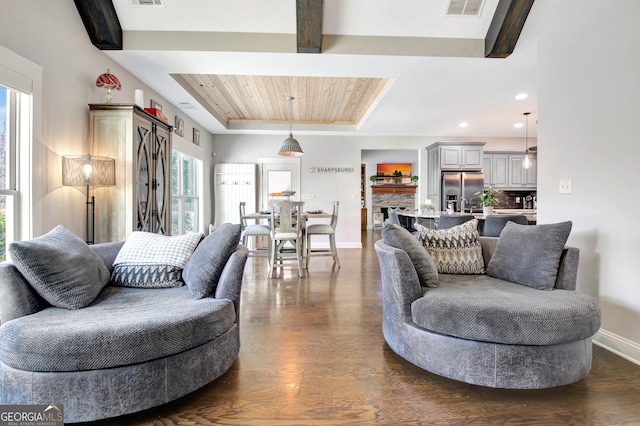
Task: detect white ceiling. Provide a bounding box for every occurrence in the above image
[106,0,538,137]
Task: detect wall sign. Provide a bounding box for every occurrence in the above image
[309,167,355,173]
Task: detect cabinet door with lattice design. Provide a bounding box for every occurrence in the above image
[152,123,171,234]
[134,115,153,232]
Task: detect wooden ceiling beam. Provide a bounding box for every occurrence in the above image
[74,0,123,50]
[296,0,324,54]
[485,0,534,58]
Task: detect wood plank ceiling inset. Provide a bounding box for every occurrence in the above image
[172,74,389,129]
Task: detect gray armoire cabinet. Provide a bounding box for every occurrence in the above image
[88,104,172,242]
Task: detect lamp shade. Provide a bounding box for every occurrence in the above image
[95,69,121,91]
[278,133,304,157]
[96,69,121,104]
[62,155,116,186]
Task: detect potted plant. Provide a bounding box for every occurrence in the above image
[420,202,435,215]
[411,175,419,185]
[369,175,378,185]
[473,187,499,215]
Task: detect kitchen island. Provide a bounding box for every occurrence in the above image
[396,209,537,230]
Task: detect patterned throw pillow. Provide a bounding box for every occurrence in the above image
[112,231,204,288]
[414,220,484,274]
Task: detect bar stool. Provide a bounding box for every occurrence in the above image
[437,214,475,229]
[306,201,340,268]
[482,214,528,237]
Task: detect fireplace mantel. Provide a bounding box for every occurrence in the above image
[371,185,417,195]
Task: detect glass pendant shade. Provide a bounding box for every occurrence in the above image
[522,112,532,169]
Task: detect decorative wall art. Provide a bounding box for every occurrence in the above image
[375,163,412,184]
[193,128,200,146]
[174,116,184,137]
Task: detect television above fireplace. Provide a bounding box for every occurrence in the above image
[376,163,412,184]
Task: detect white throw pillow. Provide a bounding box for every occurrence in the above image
[112,231,203,288]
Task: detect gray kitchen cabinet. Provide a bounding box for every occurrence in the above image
[439,145,484,170]
[88,104,172,242]
[508,155,537,188]
[483,154,509,188]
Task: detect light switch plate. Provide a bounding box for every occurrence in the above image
[559,178,572,194]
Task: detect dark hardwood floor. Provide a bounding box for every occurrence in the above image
[90,230,640,425]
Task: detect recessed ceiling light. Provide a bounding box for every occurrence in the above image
[459,122,469,128]
[514,123,524,128]
[515,93,528,100]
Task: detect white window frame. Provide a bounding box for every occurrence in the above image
[171,150,202,235]
[0,45,41,255]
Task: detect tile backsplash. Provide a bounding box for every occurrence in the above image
[493,190,537,209]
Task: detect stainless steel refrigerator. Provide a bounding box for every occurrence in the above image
[441,171,484,212]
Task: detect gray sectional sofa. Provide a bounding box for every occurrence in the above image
[0,224,248,423]
[375,221,601,389]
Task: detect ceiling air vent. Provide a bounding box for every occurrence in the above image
[130,0,164,7]
[446,0,485,16]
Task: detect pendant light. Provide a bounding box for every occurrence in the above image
[522,112,533,169]
[278,96,303,157]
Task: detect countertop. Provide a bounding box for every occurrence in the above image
[397,209,537,222]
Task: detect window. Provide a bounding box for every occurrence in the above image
[0,84,27,260]
[171,150,201,235]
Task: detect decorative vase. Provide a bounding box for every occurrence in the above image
[483,206,494,215]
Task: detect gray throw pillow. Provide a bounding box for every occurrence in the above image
[112,231,204,288]
[8,225,110,309]
[415,220,484,275]
[183,223,242,299]
[486,221,572,290]
[382,222,439,288]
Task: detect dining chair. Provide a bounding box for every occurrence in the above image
[305,201,340,268]
[239,201,270,257]
[268,200,305,278]
[482,214,529,237]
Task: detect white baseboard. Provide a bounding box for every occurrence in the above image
[593,329,640,366]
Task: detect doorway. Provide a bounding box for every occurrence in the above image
[259,158,301,209]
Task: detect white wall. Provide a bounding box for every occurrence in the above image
[535,0,640,362]
[0,0,215,238]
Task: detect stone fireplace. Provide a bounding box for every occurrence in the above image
[371,185,417,219]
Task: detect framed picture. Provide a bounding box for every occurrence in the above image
[150,99,163,111]
[174,116,184,137]
[193,128,200,146]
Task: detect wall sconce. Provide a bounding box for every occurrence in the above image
[62,155,116,244]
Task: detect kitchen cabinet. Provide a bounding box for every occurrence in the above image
[483,154,509,188]
[483,152,537,189]
[508,155,537,188]
[426,142,486,211]
[439,145,484,170]
[88,104,172,242]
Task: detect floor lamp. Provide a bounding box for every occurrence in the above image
[62,155,116,244]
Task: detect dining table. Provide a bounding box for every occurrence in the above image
[241,210,332,268]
